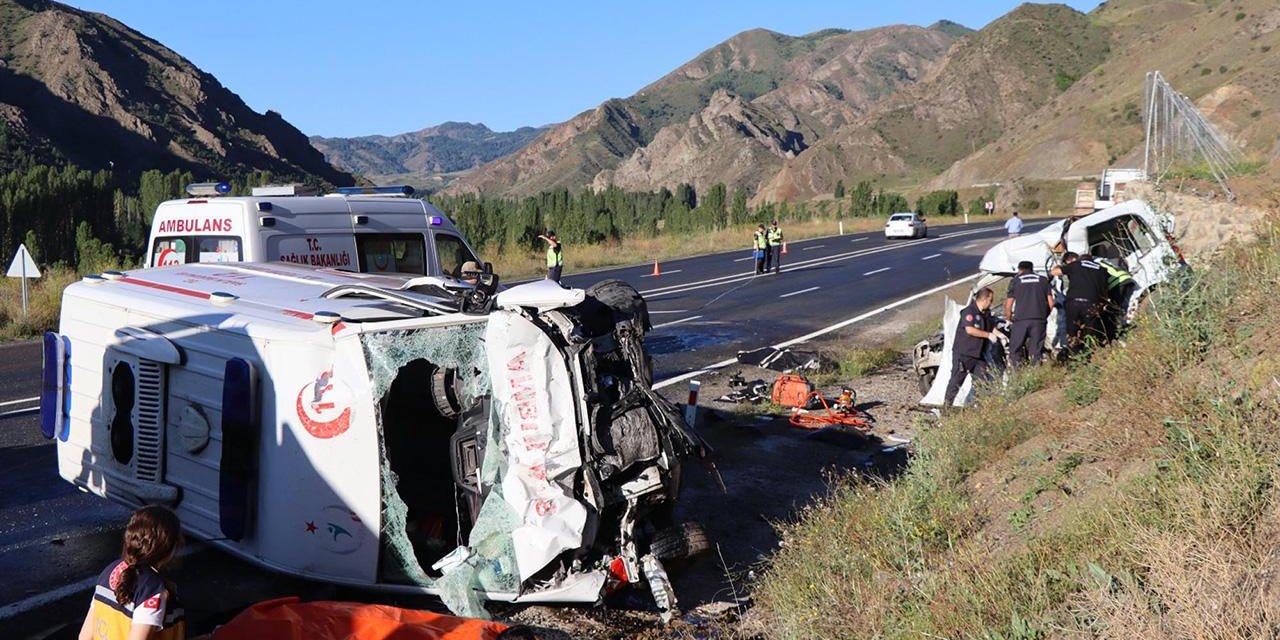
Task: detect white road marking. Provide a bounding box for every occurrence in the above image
[863,267,891,276]
[0,544,203,620]
[644,269,682,277]
[963,242,978,249]
[922,253,942,261]
[779,286,820,299]
[733,256,755,262]
[653,272,984,390]
[652,315,703,329]
[802,245,825,250]
[0,396,39,407]
[0,407,38,419]
[851,237,868,242]
[649,310,690,314]
[639,225,1003,299]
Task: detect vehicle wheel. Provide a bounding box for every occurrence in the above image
[917,368,937,395]
[650,521,710,562]
[586,279,651,333]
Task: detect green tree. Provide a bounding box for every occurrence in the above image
[22,229,40,263]
[833,179,846,199]
[848,181,874,217]
[730,187,749,225]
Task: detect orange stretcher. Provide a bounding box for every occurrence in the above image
[212,597,510,640]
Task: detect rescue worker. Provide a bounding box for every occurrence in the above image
[1095,251,1135,341]
[1005,211,1024,237]
[753,224,768,274]
[943,287,1005,407]
[1004,260,1054,366]
[538,230,563,283]
[767,220,784,274]
[1050,252,1111,353]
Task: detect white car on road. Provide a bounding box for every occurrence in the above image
[885,212,927,239]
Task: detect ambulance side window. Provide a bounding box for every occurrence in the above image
[151,237,189,267]
[355,234,427,274]
[196,236,242,263]
[433,234,476,278]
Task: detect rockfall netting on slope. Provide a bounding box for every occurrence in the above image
[362,323,490,587]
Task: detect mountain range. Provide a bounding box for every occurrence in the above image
[0,0,351,185]
[309,122,547,185]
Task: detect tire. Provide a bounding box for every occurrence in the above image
[917,368,937,395]
[650,521,710,562]
[586,278,651,334]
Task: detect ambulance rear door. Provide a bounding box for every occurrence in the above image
[147,200,250,267]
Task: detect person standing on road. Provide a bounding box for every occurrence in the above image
[1004,260,1054,366]
[539,230,563,283]
[78,506,185,640]
[1051,252,1111,353]
[767,220,784,274]
[943,287,1004,407]
[1005,211,1024,237]
[753,224,768,274]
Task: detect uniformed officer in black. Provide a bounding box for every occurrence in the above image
[1003,260,1054,366]
[943,287,1004,407]
[1050,252,1111,353]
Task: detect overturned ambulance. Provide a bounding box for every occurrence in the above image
[41,263,708,616]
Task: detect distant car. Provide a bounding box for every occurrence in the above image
[884,212,927,239]
[913,199,1187,405]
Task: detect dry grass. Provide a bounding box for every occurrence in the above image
[0,265,80,340]
[749,212,1280,638]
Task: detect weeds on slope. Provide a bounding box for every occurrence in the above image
[751,218,1280,639]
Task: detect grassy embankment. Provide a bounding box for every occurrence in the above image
[752,216,1280,637]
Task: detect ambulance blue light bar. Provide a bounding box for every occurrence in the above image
[186,182,232,196]
[429,216,443,225]
[334,185,415,196]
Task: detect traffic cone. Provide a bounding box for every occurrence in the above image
[651,259,661,276]
[781,242,788,255]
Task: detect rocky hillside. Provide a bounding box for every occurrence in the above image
[929,0,1280,193]
[447,24,963,197]
[0,0,352,184]
[309,121,545,180]
[759,2,1112,201]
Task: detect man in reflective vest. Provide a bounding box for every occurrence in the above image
[766,220,784,274]
[1096,254,1135,341]
[539,230,563,283]
[753,224,768,274]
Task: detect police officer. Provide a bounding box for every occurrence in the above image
[539,230,563,283]
[943,287,1004,407]
[753,224,768,274]
[767,220,784,274]
[1004,260,1054,366]
[1095,251,1135,341]
[1050,252,1110,352]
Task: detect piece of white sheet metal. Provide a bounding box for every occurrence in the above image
[485,311,588,580]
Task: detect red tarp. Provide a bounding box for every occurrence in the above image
[212,597,509,640]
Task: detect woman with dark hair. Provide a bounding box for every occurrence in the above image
[78,505,185,640]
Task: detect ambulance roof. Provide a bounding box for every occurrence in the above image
[153,195,462,230]
[64,262,471,341]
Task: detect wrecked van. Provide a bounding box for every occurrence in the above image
[40,262,707,615]
[915,200,1186,404]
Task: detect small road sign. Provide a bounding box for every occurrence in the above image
[984,201,995,212]
[6,244,42,319]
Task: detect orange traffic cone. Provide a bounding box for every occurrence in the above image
[781,242,789,255]
[651,259,661,276]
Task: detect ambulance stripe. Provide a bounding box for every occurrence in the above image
[119,277,208,299]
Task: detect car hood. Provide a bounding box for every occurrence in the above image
[978,221,1065,275]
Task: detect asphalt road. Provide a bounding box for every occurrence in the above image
[0,218,1044,637]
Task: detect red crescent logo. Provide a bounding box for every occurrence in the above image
[156,248,183,267]
[296,382,351,439]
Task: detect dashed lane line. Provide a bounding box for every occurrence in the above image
[863,267,891,276]
[653,272,984,390]
[652,315,703,329]
[779,286,820,299]
[922,253,942,261]
[0,396,39,407]
[643,269,682,277]
[802,245,825,250]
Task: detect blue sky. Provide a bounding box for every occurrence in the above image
[65,1,1100,138]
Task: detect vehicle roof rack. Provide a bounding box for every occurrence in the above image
[252,184,320,197]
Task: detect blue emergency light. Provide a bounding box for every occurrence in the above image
[334,185,415,196]
[429,215,443,225]
[186,182,232,196]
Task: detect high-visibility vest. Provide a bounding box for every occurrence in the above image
[754,232,767,250]
[1099,259,1133,289]
[546,244,563,268]
[767,226,783,245]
